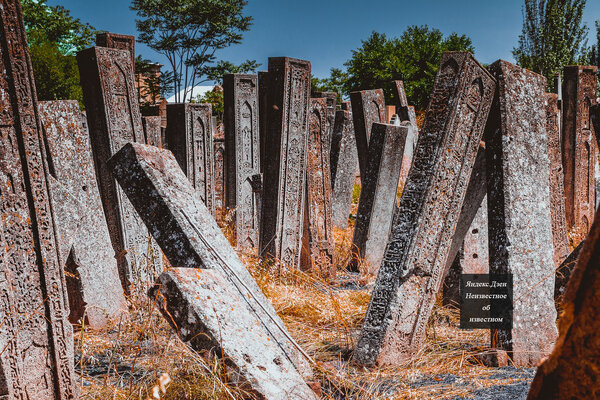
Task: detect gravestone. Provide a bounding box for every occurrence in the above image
[223,74,261,251]
[212,116,226,213]
[562,66,598,244]
[350,122,411,275]
[486,60,557,366]
[313,91,337,149]
[165,103,216,215]
[95,32,135,66]
[77,45,163,295]
[0,2,77,397]
[107,142,314,381]
[39,100,127,329]
[350,89,386,176]
[545,93,569,266]
[554,240,583,302]
[527,205,600,400]
[355,52,496,366]
[331,110,359,229]
[259,57,311,270]
[463,197,489,274]
[258,71,270,173]
[301,98,335,277]
[393,80,410,122]
[393,81,419,193]
[142,115,162,147]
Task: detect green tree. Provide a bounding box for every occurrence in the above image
[343,27,474,110]
[197,87,224,122]
[131,0,255,103]
[591,20,600,68]
[311,68,349,103]
[513,0,589,85]
[201,60,260,85]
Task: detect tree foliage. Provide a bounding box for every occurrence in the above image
[340,26,474,110]
[311,68,348,104]
[513,0,588,84]
[131,0,255,102]
[591,20,600,68]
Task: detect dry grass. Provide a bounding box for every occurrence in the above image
[78,213,530,399]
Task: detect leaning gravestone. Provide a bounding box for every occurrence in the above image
[392,81,419,193]
[259,57,311,270]
[223,74,261,251]
[331,110,359,229]
[165,103,216,215]
[108,143,316,398]
[527,205,600,400]
[355,52,496,366]
[39,101,127,329]
[545,93,569,266]
[0,2,77,398]
[562,65,598,243]
[77,45,163,296]
[486,60,557,366]
[350,122,411,275]
[313,91,337,150]
[142,115,162,148]
[350,89,386,176]
[301,98,335,277]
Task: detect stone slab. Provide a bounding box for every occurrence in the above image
[0,2,77,397]
[39,100,127,329]
[350,89,386,176]
[313,91,337,150]
[213,116,225,213]
[107,142,312,378]
[486,60,557,366]
[355,52,496,366]
[165,103,216,215]
[142,115,162,147]
[350,122,411,275]
[77,45,163,295]
[258,71,270,173]
[223,74,261,251]
[259,57,311,270]
[95,32,135,66]
[527,204,600,400]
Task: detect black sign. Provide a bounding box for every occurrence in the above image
[460,274,513,330]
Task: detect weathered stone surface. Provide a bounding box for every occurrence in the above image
[0,2,77,397]
[392,81,419,193]
[350,122,411,275]
[393,80,410,122]
[258,70,270,173]
[149,268,317,399]
[212,116,226,213]
[107,142,312,379]
[95,32,135,66]
[554,240,583,302]
[331,110,359,229]
[350,89,386,176]
[562,66,598,244]
[592,104,600,145]
[486,60,557,366]
[442,247,463,307]
[142,115,162,147]
[313,91,337,150]
[223,74,260,251]
[463,196,489,274]
[527,205,600,400]
[77,45,163,295]
[301,98,335,277]
[355,52,496,366]
[545,93,569,266]
[165,103,216,215]
[259,57,311,270]
[39,100,127,329]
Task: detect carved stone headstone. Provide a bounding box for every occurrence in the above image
[223,74,260,251]
[486,60,557,366]
[259,57,311,270]
[355,52,496,366]
[77,46,163,295]
[527,205,600,400]
[546,93,569,266]
[107,142,313,381]
[392,81,419,193]
[313,91,337,149]
[258,71,270,173]
[562,66,598,244]
[331,110,359,229]
[165,103,216,215]
[463,197,489,274]
[350,89,386,176]
[212,116,226,213]
[95,32,135,66]
[0,2,76,397]
[39,100,127,329]
[350,122,411,275]
[142,115,162,147]
[393,80,410,122]
[301,98,335,277]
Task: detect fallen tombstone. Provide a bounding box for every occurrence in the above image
[0,1,77,397]
[39,100,127,329]
[107,142,314,382]
[527,205,600,400]
[355,52,496,367]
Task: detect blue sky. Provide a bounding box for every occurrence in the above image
[51,0,600,79]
